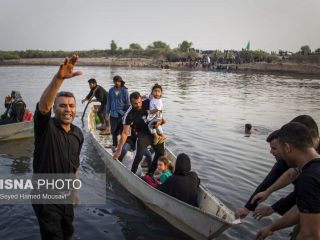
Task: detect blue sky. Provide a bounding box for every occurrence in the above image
[1,0,319,52]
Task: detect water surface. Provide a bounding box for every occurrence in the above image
[0,66,319,239]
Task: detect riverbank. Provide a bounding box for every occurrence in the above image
[1,57,320,76]
[0,57,156,68]
[235,62,320,76]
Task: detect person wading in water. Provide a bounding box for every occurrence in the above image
[32,55,84,240]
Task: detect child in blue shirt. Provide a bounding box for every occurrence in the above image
[157,156,174,184]
[143,156,173,187]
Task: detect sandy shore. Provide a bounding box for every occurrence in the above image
[0,57,156,67]
[1,57,320,76]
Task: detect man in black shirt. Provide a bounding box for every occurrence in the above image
[113,92,165,174]
[256,122,320,240]
[237,115,320,220]
[82,78,109,132]
[32,55,84,240]
[235,130,291,218]
[247,115,320,219]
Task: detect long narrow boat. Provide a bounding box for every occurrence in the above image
[0,121,34,141]
[87,107,236,239]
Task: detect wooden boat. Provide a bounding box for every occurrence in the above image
[87,107,236,239]
[0,121,34,141]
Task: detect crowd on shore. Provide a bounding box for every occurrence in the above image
[165,51,275,71]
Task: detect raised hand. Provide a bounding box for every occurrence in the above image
[56,55,83,80]
[253,206,274,220]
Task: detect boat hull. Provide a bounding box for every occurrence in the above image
[0,121,34,141]
[87,108,234,239]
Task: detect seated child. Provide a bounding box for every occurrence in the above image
[157,156,174,184]
[145,83,167,145]
[143,156,174,187]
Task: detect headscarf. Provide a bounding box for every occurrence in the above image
[11,90,23,102]
[174,153,191,175]
[6,91,24,119]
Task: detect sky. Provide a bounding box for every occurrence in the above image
[0,0,319,52]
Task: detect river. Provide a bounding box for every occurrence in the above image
[0,65,319,239]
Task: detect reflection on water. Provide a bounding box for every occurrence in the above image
[0,138,34,173]
[176,71,194,94]
[0,66,319,239]
[10,158,31,174]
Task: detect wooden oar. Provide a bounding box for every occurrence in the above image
[81,86,100,122]
[81,101,90,121]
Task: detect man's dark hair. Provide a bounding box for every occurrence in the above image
[278,122,313,151]
[290,115,319,139]
[55,91,76,102]
[130,91,141,102]
[266,129,279,143]
[88,78,97,84]
[113,75,123,82]
[113,75,125,87]
[11,90,17,98]
[152,83,162,92]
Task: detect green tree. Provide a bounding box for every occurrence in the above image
[0,51,20,60]
[147,41,170,50]
[178,41,193,52]
[300,45,311,55]
[110,40,118,52]
[129,43,143,50]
